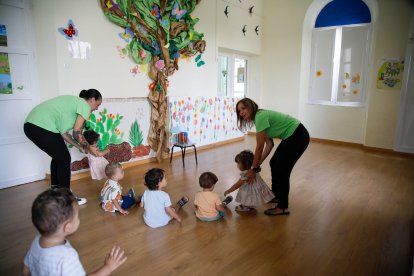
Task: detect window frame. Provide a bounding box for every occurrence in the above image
[217,52,248,98]
[308,23,372,107]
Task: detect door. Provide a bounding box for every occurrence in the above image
[395,10,414,153]
[0,0,44,188]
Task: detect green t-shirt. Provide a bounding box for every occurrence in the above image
[254,110,300,140]
[25,95,91,134]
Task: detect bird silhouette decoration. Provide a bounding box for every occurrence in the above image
[249,6,254,15]
[242,25,247,36]
[224,6,229,18]
[254,26,259,35]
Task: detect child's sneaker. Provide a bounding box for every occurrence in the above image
[127,188,135,198]
[177,196,189,208]
[76,197,87,205]
[222,195,233,206]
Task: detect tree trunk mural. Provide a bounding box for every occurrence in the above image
[100,0,206,162]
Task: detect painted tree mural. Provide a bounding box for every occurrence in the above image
[100,0,206,161]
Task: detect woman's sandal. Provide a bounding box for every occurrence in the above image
[235,205,255,212]
[177,196,189,208]
[264,207,290,216]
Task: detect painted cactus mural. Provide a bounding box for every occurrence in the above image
[85,108,124,151]
[100,0,206,162]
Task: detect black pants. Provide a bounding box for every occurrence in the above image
[24,123,71,188]
[270,123,309,209]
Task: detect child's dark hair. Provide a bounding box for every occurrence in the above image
[144,168,165,190]
[235,150,254,171]
[199,172,218,189]
[105,163,122,178]
[83,130,100,145]
[32,188,77,236]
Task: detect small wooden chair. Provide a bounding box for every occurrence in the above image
[169,132,198,168]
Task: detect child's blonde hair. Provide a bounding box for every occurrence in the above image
[105,162,122,178]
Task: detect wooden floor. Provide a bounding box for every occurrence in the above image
[1,136,414,275]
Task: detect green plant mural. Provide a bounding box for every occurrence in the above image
[129,119,143,147]
[85,108,124,151]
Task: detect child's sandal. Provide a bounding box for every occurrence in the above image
[177,196,189,208]
[235,205,254,212]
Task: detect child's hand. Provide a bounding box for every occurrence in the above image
[104,246,127,272]
[119,209,129,215]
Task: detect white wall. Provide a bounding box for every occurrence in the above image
[31,0,264,175]
[262,0,411,148]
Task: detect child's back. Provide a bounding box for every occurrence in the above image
[194,190,223,218]
[24,235,85,275]
[142,189,172,228]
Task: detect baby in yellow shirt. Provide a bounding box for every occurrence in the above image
[194,172,232,221]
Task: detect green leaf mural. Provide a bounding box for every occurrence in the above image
[129,119,143,147]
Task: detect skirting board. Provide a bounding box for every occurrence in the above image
[248,131,413,159]
[45,136,245,182]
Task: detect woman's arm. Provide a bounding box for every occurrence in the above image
[62,132,84,151]
[259,135,274,164]
[246,130,267,182]
[224,178,245,196]
[72,115,88,146]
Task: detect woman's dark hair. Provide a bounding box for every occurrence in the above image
[83,130,100,145]
[79,89,102,101]
[144,168,165,190]
[235,150,254,171]
[32,188,76,236]
[199,172,218,189]
[236,98,260,130]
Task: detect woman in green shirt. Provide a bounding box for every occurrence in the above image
[236,98,309,216]
[24,89,102,204]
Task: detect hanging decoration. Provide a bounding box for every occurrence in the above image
[58,19,78,40]
[254,25,259,35]
[100,0,206,162]
[377,59,404,90]
[248,6,254,16]
[224,6,229,18]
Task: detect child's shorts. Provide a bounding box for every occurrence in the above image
[197,211,225,222]
[120,195,135,209]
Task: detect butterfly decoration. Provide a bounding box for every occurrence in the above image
[130,65,140,77]
[139,49,147,61]
[195,54,205,67]
[118,28,134,43]
[151,5,168,26]
[117,46,129,59]
[254,26,259,35]
[58,20,78,40]
[242,25,247,36]
[152,5,160,18]
[106,0,118,11]
[155,59,165,71]
[172,2,187,20]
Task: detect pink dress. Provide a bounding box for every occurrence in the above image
[87,154,109,180]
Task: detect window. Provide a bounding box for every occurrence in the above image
[309,0,372,106]
[218,53,247,98]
